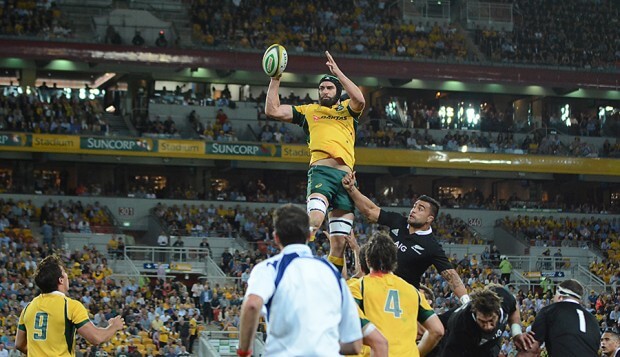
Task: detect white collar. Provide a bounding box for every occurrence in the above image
[407,226,433,235]
[559,298,580,304]
[47,291,66,297]
[280,244,312,256]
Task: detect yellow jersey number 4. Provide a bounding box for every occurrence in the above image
[384,290,403,318]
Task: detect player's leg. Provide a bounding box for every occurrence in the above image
[307,192,328,238]
[326,167,358,271]
[327,209,354,272]
[306,166,332,241]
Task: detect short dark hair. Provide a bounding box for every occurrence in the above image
[418,195,440,217]
[470,287,502,316]
[419,284,435,304]
[273,204,309,246]
[35,255,65,293]
[604,327,619,338]
[557,279,585,300]
[365,231,398,273]
[358,243,370,275]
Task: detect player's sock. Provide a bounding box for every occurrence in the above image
[328,255,344,271]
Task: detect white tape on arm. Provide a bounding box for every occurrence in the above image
[459,294,471,305]
[511,323,523,337]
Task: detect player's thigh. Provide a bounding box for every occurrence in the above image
[307,165,353,210]
[328,210,354,237]
[306,165,339,202]
[307,192,329,223]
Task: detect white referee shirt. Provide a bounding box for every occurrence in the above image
[245,244,362,356]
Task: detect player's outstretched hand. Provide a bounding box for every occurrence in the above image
[108,316,125,332]
[512,332,535,351]
[344,231,359,254]
[325,51,343,77]
[342,171,357,192]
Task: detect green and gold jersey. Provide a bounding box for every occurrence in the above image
[346,277,371,357]
[292,99,362,170]
[348,273,435,357]
[18,291,90,357]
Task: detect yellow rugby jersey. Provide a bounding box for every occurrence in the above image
[349,273,435,357]
[18,291,91,357]
[346,278,371,357]
[292,99,362,170]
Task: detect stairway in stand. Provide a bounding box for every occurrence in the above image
[128,0,192,46]
[103,113,134,137]
[57,0,111,43]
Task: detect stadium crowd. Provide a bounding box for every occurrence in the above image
[153,200,484,249]
[0,0,72,38]
[0,91,108,136]
[1,198,115,245]
[500,214,620,250]
[189,0,468,60]
[1,195,619,356]
[1,240,617,356]
[1,86,618,160]
[475,0,620,69]
[1,166,617,216]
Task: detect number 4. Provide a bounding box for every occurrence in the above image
[34,312,48,340]
[384,290,403,318]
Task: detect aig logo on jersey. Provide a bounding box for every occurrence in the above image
[394,241,426,255]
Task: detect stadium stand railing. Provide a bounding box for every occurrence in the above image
[463,1,514,31]
[123,245,211,274]
[402,0,452,25]
[575,265,607,293]
[510,270,532,290]
[505,255,609,292]
[108,250,143,283]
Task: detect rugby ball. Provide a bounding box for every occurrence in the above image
[262,44,288,78]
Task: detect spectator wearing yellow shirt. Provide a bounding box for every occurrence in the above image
[92,266,105,283]
[70,262,82,278]
[159,325,170,345]
[151,315,164,332]
[102,264,113,277]
[107,236,118,256]
[188,317,198,354]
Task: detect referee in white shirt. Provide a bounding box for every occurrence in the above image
[238,204,362,357]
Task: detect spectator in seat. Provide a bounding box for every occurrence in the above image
[132,30,145,46]
[221,248,233,273]
[172,236,185,261]
[116,237,125,258]
[107,236,118,257]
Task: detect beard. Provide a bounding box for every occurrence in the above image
[319,95,338,107]
[408,220,425,228]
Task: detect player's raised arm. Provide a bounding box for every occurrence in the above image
[325,51,365,113]
[265,77,294,122]
[342,172,381,222]
[440,268,469,303]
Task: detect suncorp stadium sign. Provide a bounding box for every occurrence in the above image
[207,142,280,157]
[81,137,153,152]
